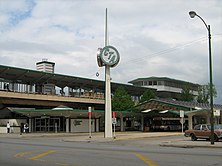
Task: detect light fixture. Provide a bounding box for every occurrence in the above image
[189,11,197,18]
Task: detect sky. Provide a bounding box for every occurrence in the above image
[0,0,221,104]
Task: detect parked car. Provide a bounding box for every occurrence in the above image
[184,124,222,142]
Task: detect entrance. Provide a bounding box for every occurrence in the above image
[35,117,60,132]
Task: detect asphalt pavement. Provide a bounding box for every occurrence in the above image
[1,131,222,148]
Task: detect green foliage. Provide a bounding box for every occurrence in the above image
[197,83,217,103]
[112,86,135,111]
[139,89,156,103]
[181,86,194,101]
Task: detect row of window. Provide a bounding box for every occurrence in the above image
[133,80,198,91]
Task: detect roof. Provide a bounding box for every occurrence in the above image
[11,108,138,118]
[128,76,200,86]
[135,98,222,113]
[0,64,154,96]
[36,61,55,65]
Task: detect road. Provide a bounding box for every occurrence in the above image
[0,135,221,166]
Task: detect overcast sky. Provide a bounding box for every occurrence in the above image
[0,0,221,104]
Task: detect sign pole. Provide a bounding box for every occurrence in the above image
[97,8,120,138]
[104,8,112,138]
[180,110,184,134]
[112,112,116,139]
[88,107,92,138]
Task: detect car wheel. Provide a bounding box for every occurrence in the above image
[209,134,218,142]
[191,134,197,141]
[214,134,219,142]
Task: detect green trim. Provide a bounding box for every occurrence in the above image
[11,108,133,114]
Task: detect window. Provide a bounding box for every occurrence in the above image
[149,81,152,85]
[153,81,157,85]
[201,125,207,130]
[194,125,201,130]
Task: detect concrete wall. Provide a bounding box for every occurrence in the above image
[0,119,27,133]
[70,119,95,133]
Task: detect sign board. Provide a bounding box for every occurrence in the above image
[100,46,120,67]
[112,118,117,125]
[180,118,185,124]
[180,110,184,118]
[112,112,117,118]
[88,107,92,118]
[214,109,220,117]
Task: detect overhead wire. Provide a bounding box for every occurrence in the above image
[87,35,221,78]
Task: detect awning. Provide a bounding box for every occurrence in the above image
[10,107,138,118]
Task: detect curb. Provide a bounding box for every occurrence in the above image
[159,143,222,148]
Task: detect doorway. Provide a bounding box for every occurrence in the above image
[35,117,60,132]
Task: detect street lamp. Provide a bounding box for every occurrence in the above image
[189,11,214,144]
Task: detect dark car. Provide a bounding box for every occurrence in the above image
[184,124,222,142]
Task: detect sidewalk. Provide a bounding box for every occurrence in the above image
[1,132,221,148]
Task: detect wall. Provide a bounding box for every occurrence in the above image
[0,119,27,133]
[70,119,95,132]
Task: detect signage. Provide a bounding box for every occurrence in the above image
[100,46,120,67]
[112,118,117,125]
[214,109,220,117]
[112,112,117,118]
[180,118,185,124]
[88,107,92,118]
[180,110,184,118]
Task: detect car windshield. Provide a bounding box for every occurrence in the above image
[207,124,222,130]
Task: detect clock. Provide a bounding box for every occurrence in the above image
[100,46,120,67]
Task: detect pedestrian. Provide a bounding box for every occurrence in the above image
[6,122,10,133]
[24,123,29,133]
[20,123,24,135]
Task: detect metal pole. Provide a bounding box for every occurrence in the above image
[208,25,214,145]
[104,8,113,138]
[181,117,184,134]
[189,12,214,144]
[88,107,92,138]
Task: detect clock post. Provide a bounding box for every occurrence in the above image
[97,9,120,138]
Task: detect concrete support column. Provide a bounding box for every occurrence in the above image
[220,111,222,124]
[104,65,112,138]
[96,119,99,132]
[29,118,32,133]
[66,118,69,133]
[188,115,193,129]
[120,113,124,132]
[141,115,144,131]
[206,115,211,124]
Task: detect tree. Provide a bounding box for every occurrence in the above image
[112,86,135,111]
[181,86,194,101]
[139,89,156,103]
[197,83,217,103]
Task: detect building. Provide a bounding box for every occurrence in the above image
[36,59,56,95]
[129,76,200,100]
[1,63,220,134]
[0,62,150,133]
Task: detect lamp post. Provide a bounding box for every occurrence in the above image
[189,11,214,144]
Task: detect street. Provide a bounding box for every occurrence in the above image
[0,135,222,166]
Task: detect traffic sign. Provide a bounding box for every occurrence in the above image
[112,118,117,125]
[180,118,185,124]
[180,110,184,118]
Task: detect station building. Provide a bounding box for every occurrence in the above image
[0,61,221,133]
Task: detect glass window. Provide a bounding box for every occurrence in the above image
[149,81,152,85]
[194,125,201,130]
[201,125,207,130]
[153,81,157,85]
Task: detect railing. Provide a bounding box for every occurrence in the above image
[0,89,105,104]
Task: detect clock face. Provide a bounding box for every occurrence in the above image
[100,46,120,66]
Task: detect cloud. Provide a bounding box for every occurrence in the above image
[0,0,221,104]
